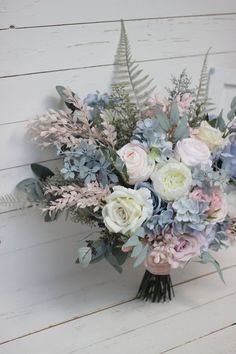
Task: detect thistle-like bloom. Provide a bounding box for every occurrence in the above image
[151,162,192,201]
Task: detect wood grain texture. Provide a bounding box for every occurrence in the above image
[0,207,235,343]
[1,0,236,29]
[1,2,236,352]
[165,325,236,354]
[1,54,236,177]
[1,15,236,77]
[0,266,236,353]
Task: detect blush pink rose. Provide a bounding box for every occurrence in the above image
[189,187,211,203]
[208,186,228,223]
[174,137,211,169]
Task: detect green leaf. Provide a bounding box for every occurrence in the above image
[124,235,140,248]
[31,163,54,181]
[112,244,128,265]
[44,209,62,222]
[90,239,107,264]
[134,227,146,238]
[133,244,149,268]
[131,243,143,258]
[173,115,189,142]
[199,251,225,284]
[105,253,123,273]
[77,247,92,268]
[155,106,170,132]
[215,110,226,132]
[170,100,180,125]
[16,178,44,202]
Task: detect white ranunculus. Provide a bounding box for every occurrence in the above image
[226,191,236,218]
[174,137,211,168]
[118,143,155,185]
[102,186,153,234]
[194,121,223,151]
[151,162,192,201]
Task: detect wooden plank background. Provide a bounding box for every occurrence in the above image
[0,1,236,352]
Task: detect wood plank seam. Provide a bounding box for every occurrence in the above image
[1,12,236,31]
[161,322,236,353]
[1,50,236,80]
[1,264,235,347]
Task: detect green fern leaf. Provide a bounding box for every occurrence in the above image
[195,48,214,114]
[0,193,30,210]
[113,20,156,112]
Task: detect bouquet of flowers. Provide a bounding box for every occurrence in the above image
[3,21,236,302]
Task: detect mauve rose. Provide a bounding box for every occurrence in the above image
[146,232,205,270]
[118,143,155,185]
[170,234,205,268]
[175,137,211,168]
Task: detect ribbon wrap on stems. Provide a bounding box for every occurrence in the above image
[136,262,175,303]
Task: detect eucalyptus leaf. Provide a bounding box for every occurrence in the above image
[77,247,92,268]
[155,106,170,132]
[16,178,44,202]
[170,100,180,125]
[131,243,143,258]
[105,253,123,273]
[199,251,225,283]
[134,227,146,238]
[173,115,189,142]
[133,244,149,268]
[124,235,140,247]
[90,239,107,264]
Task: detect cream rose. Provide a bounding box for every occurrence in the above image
[151,162,192,201]
[102,186,153,234]
[118,143,155,185]
[194,121,223,151]
[174,137,211,168]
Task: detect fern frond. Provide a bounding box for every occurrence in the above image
[0,193,30,210]
[195,48,214,113]
[113,20,156,113]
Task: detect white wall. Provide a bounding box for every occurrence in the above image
[1,0,236,345]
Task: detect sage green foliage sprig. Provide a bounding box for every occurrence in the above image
[107,85,140,149]
[155,100,189,143]
[113,20,156,114]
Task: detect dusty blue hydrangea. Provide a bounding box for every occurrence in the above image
[61,140,118,186]
[191,166,228,191]
[172,197,209,233]
[132,118,173,160]
[144,206,174,236]
[84,91,111,120]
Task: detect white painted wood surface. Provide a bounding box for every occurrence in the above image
[1,1,236,353]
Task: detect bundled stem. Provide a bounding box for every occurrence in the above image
[136,271,175,303]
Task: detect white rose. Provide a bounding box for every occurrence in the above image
[151,162,192,201]
[174,137,211,168]
[102,186,153,234]
[118,143,155,185]
[226,191,236,219]
[194,121,223,151]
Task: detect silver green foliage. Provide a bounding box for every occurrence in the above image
[113,20,156,113]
